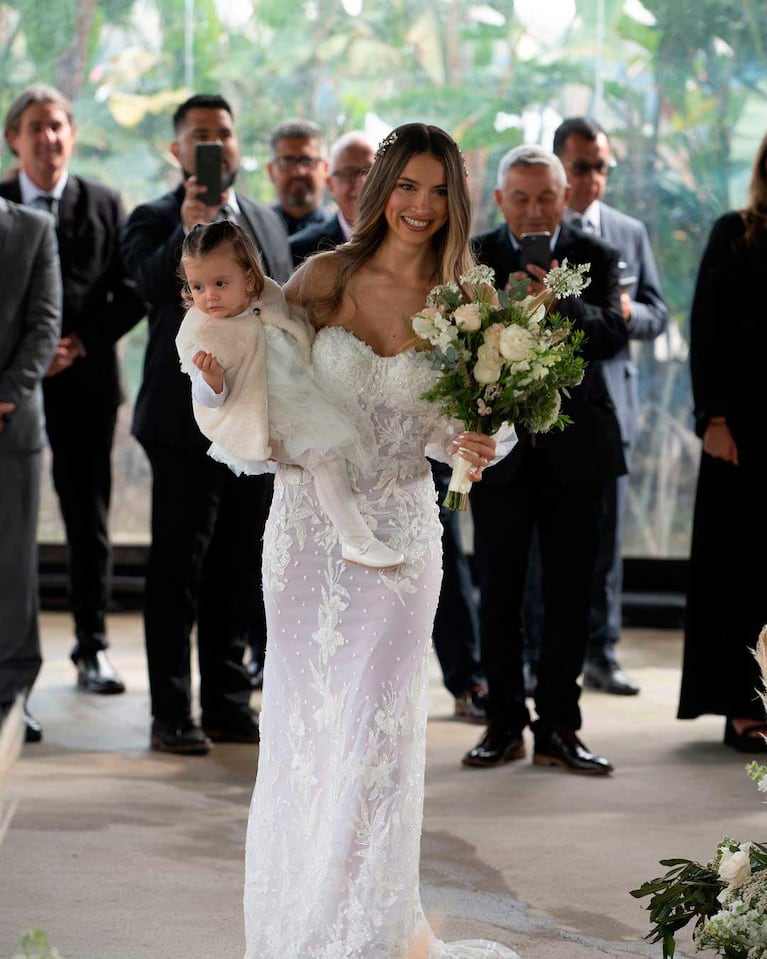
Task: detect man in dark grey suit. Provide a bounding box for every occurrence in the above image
[0,85,147,697]
[463,145,628,775]
[0,199,61,742]
[553,117,669,695]
[122,94,292,755]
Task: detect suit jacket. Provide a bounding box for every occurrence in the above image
[472,222,628,487]
[122,184,293,449]
[596,202,668,445]
[289,214,346,267]
[0,199,61,454]
[273,203,332,237]
[0,174,146,406]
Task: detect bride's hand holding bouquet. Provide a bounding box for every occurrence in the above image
[411,261,589,509]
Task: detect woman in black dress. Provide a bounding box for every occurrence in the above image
[678,132,767,752]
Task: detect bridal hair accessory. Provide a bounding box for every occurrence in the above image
[411,261,588,510]
[374,130,398,163]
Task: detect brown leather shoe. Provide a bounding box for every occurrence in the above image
[462,726,526,767]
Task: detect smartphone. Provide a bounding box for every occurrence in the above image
[195,142,223,206]
[519,231,552,272]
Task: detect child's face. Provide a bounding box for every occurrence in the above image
[183,249,253,317]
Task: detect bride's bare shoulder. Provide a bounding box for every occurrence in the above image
[283,252,341,310]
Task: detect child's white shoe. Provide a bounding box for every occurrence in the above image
[341,537,404,570]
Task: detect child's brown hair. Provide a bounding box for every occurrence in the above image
[179,219,266,308]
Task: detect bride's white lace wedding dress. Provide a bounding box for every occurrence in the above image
[244,326,519,959]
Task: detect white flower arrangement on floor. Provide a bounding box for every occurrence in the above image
[411,262,588,509]
[631,627,767,959]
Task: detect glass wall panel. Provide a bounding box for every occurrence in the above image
[3,0,765,555]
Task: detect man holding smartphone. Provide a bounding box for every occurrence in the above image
[122,94,292,755]
[464,145,628,775]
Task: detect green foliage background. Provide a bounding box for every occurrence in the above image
[2,0,765,552]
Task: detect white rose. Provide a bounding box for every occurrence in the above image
[473,343,503,384]
[453,303,482,332]
[718,844,751,892]
[483,323,503,351]
[499,324,537,363]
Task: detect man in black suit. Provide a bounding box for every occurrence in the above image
[463,145,628,775]
[267,119,332,236]
[121,94,292,755]
[0,199,61,743]
[290,130,375,266]
[0,85,146,697]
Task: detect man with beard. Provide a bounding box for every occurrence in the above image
[267,119,331,236]
[121,94,292,755]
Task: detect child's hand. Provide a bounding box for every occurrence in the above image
[192,350,225,394]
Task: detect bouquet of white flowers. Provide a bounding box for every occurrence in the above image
[411,262,588,509]
[631,627,767,959]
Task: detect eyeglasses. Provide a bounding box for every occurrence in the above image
[273,155,323,172]
[567,159,613,177]
[330,167,369,182]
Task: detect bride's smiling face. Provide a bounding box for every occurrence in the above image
[384,152,449,245]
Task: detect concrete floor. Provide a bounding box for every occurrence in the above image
[1,613,754,959]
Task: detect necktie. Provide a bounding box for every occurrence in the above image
[217,204,233,222]
[36,194,57,217]
[571,213,594,233]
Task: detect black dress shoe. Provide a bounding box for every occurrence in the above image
[724,718,767,753]
[532,724,613,775]
[202,713,260,744]
[73,651,126,695]
[583,659,640,696]
[23,706,43,743]
[151,719,211,755]
[462,726,526,767]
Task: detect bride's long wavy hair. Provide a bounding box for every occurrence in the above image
[308,123,475,325]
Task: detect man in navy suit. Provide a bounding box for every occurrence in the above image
[0,85,146,699]
[290,131,375,266]
[0,199,60,742]
[463,145,628,774]
[122,94,292,755]
[549,117,669,696]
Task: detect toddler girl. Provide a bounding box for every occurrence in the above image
[175,219,404,570]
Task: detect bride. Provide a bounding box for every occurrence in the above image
[243,123,519,959]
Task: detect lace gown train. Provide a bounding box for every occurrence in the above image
[243,327,519,959]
